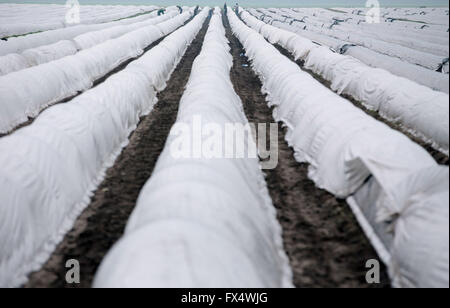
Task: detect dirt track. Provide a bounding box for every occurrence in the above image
[25,11,390,288]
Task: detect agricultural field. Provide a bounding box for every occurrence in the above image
[0,3,448,289]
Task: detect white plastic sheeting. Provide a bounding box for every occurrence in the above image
[0,7,175,56]
[0,7,207,288]
[336,24,449,57]
[276,9,449,48]
[0,40,78,76]
[291,9,450,57]
[0,53,30,76]
[348,165,449,288]
[376,7,449,26]
[94,9,293,288]
[0,4,159,38]
[241,10,316,60]
[258,8,448,71]
[293,7,449,31]
[125,7,209,93]
[73,11,179,50]
[21,40,79,66]
[0,10,180,76]
[342,45,449,94]
[0,11,194,134]
[229,8,449,288]
[324,32,446,70]
[304,47,449,155]
[379,166,449,288]
[240,10,450,155]
[251,10,450,94]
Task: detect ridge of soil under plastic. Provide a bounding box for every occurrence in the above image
[0,15,195,139]
[24,13,212,288]
[25,10,390,288]
[273,43,449,165]
[223,11,390,288]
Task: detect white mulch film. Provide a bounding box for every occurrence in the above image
[241,9,449,156]
[0,6,181,56]
[0,10,194,134]
[228,7,448,288]
[0,3,161,38]
[0,7,184,76]
[94,8,293,288]
[0,6,204,288]
[250,8,450,93]
[0,3,448,289]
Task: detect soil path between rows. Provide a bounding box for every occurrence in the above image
[223,11,390,288]
[25,13,212,288]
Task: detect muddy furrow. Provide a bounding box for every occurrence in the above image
[25,13,212,288]
[223,11,390,288]
[273,44,449,165]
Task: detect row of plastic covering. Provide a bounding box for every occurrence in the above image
[341,46,449,91]
[0,10,195,134]
[0,11,180,76]
[285,8,449,41]
[285,7,449,33]
[334,23,449,57]
[256,8,449,75]
[258,8,448,72]
[260,8,449,50]
[0,4,159,38]
[229,8,449,288]
[0,6,184,56]
[240,10,449,155]
[0,7,208,288]
[93,9,293,288]
[282,8,449,57]
[254,12,450,93]
[304,23,446,71]
[335,7,449,28]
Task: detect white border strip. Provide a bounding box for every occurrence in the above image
[347,196,391,266]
